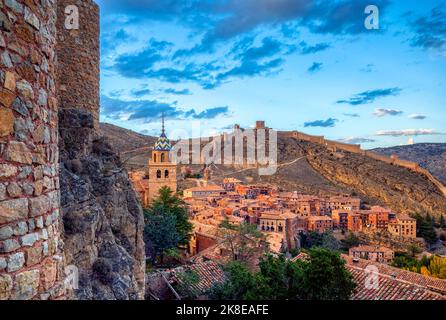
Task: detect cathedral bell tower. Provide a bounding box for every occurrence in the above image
[147,116,177,203]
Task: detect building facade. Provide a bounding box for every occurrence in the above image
[146,119,177,203]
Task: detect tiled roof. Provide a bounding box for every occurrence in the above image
[348,265,444,300]
[154,132,172,151]
[171,260,225,296]
[292,252,446,300]
[342,254,446,297]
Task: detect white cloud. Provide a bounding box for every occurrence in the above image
[376,129,443,136]
[373,108,403,117]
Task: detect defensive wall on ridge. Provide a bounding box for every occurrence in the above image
[280,130,446,198]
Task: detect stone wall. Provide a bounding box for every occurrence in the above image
[56,0,99,128]
[56,0,146,299]
[283,130,446,198]
[0,0,68,300]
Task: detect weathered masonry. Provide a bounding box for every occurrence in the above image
[1,0,67,300]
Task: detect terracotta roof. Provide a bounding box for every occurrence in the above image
[349,245,394,254]
[292,252,446,300]
[342,254,446,297]
[171,260,225,296]
[185,185,226,192]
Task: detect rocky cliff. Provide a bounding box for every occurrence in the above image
[56,0,145,300]
[59,109,145,300]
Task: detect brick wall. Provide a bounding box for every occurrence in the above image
[0,0,67,300]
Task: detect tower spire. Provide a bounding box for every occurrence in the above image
[162,113,165,135]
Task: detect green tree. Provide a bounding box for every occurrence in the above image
[209,248,356,300]
[144,207,180,265]
[175,270,201,299]
[440,215,446,229]
[412,213,438,245]
[301,231,340,251]
[341,232,360,249]
[207,261,257,300]
[218,219,268,266]
[151,186,193,246]
[299,248,356,300]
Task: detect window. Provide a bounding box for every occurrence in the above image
[156,170,161,179]
[153,153,157,162]
[165,170,169,178]
[161,153,165,162]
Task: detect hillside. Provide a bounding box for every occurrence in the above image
[373,143,446,185]
[99,123,446,218]
[99,123,157,170]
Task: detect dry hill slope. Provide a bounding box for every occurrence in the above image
[99,124,446,218]
[373,143,446,185]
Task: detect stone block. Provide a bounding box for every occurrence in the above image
[0,198,29,224]
[0,274,13,300]
[29,195,50,217]
[7,182,22,197]
[0,239,20,253]
[21,232,39,247]
[11,269,40,300]
[4,141,33,164]
[0,257,6,270]
[0,226,14,240]
[35,216,44,229]
[39,258,57,292]
[3,71,16,91]
[0,88,16,107]
[25,245,42,266]
[13,221,28,236]
[0,164,17,178]
[7,252,25,272]
[0,107,14,137]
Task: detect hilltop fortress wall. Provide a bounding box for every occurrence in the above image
[281,130,446,198]
[0,0,67,300]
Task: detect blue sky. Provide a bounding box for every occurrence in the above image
[96,0,446,148]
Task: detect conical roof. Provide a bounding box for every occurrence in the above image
[153,115,172,151]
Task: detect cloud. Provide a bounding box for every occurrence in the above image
[191,106,229,119]
[163,88,192,95]
[101,95,229,122]
[307,62,323,73]
[338,137,375,144]
[360,64,375,73]
[376,129,444,137]
[336,88,402,105]
[130,88,152,98]
[299,41,331,54]
[113,39,173,78]
[373,108,403,117]
[101,28,137,56]
[301,0,389,35]
[343,113,360,118]
[408,114,427,120]
[304,118,338,128]
[408,4,446,52]
[96,0,187,21]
